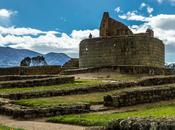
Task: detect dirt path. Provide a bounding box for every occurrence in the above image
[0,116,86,130]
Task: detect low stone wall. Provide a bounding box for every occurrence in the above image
[0,75,54,81]
[0,104,90,119]
[106,118,175,130]
[63,65,172,75]
[104,85,175,107]
[2,76,175,100]
[0,82,136,100]
[0,66,62,75]
[0,76,74,89]
[138,75,175,86]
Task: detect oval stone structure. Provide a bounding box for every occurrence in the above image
[79,12,165,68]
[79,36,164,68]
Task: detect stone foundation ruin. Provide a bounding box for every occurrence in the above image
[79,12,165,68]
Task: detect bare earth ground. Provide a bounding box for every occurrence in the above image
[0,115,86,130]
[73,72,149,82]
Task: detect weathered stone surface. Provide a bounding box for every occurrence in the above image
[63,65,169,75]
[100,12,133,37]
[0,66,62,75]
[63,58,79,69]
[0,76,74,89]
[0,75,54,81]
[106,118,175,130]
[79,36,164,68]
[79,12,165,68]
[0,104,90,119]
[104,84,175,107]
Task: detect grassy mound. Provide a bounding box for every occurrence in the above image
[47,103,175,126]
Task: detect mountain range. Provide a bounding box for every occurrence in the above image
[0,47,71,67]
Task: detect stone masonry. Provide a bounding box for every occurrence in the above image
[79,12,165,68]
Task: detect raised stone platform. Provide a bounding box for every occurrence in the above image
[80,36,164,68]
[104,84,175,107]
[63,65,171,75]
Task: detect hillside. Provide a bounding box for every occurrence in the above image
[0,47,71,67]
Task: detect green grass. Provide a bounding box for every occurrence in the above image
[15,88,129,107]
[0,124,24,130]
[47,103,175,126]
[0,79,103,94]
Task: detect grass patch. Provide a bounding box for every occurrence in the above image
[15,89,128,107]
[0,124,24,130]
[47,103,175,126]
[0,79,103,94]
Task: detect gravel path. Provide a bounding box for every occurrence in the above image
[0,116,86,130]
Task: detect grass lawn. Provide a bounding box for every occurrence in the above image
[47,103,175,126]
[0,124,24,130]
[0,79,103,94]
[15,88,132,107]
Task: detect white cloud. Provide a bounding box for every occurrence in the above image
[119,11,150,21]
[147,6,154,14]
[0,9,17,26]
[0,9,15,18]
[140,3,146,9]
[114,7,121,13]
[139,3,154,14]
[0,26,59,36]
[125,14,175,62]
[0,27,99,57]
[157,0,175,4]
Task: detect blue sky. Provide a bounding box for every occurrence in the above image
[0,0,175,63]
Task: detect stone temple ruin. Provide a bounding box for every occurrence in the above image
[79,12,165,68]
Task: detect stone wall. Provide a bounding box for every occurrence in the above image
[104,85,175,107]
[79,36,165,68]
[2,76,175,100]
[0,82,135,100]
[0,76,74,89]
[63,65,170,75]
[106,118,175,130]
[0,66,62,75]
[0,75,53,81]
[0,104,90,119]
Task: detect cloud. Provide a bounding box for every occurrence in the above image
[0,9,15,18]
[140,3,146,9]
[119,11,150,21]
[0,26,59,36]
[123,14,175,62]
[139,3,154,14]
[0,9,17,26]
[114,7,121,13]
[147,6,154,14]
[0,27,99,57]
[157,0,175,4]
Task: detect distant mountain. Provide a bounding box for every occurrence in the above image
[166,63,175,73]
[0,47,40,67]
[0,47,71,67]
[44,52,71,66]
